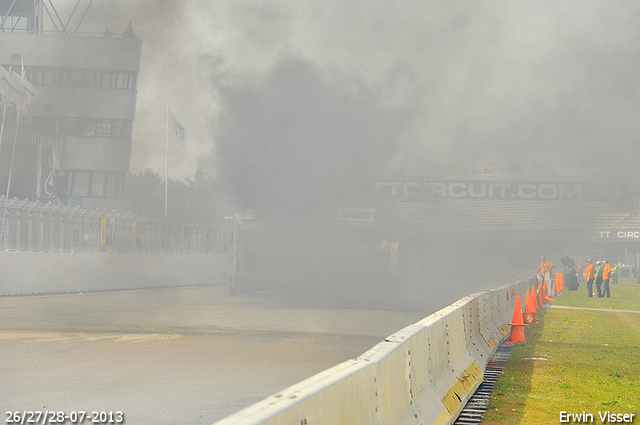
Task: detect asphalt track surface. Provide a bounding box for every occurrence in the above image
[0,284,445,425]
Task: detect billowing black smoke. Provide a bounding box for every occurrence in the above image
[212,56,407,222]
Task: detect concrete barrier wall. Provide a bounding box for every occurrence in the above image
[214,282,526,425]
[0,251,230,295]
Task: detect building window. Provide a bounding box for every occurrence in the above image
[21,66,138,91]
[61,70,73,86]
[78,118,96,136]
[43,70,55,85]
[96,119,112,137]
[111,120,123,138]
[33,116,57,133]
[91,172,105,197]
[67,171,126,198]
[115,174,126,197]
[83,72,94,87]
[0,15,28,32]
[43,117,133,139]
[59,118,79,136]
[71,171,91,197]
[101,72,111,88]
[105,172,119,197]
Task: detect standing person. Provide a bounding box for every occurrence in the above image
[594,261,604,298]
[602,260,612,298]
[585,259,596,297]
[612,263,619,285]
[122,21,136,38]
[537,256,554,295]
[564,263,579,291]
[577,261,585,285]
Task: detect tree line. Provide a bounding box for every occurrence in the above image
[125,168,225,223]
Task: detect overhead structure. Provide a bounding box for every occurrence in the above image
[0,0,97,35]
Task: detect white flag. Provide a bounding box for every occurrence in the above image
[12,71,40,104]
[0,66,14,106]
[11,71,40,125]
[169,109,186,149]
[1,70,29,106]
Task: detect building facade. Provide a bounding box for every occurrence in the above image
[0,0,141,210]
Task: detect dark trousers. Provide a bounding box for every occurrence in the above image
[587,278,594,297]
[595,277,603,298]
[602,279,611,298]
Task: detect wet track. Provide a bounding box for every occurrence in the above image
[0,284,430,424]
[0,275,500,424]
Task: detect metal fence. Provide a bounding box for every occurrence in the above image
[0,196,232,255]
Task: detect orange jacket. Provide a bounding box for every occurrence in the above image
[585,263,596,280]
[603,263,611,280]
[540,260,554,274]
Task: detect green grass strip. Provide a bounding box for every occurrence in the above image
[482,278,640,424]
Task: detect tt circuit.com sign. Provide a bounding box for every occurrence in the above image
[341,181,628,202]
[599,230,640,239]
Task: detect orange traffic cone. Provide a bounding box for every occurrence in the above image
[530,285,539,312]
[529,290,538,322]
[537,283,543,307]
[507,296,527,343]
[523,290,537,323]
[542,280,555,302]
[555,272,564,295]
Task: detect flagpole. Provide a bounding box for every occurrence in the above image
[0,104,7,159]
[165,105,169,218]
[0,64,11,248]
[0,65,13,171]
[6,59,24,198]
[0,64,10,171]
[6,104,20,197]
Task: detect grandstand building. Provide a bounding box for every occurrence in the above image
[347,154,640,275]
[0,0,141,211]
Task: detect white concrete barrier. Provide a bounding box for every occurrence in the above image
[0,251,230,295]
[213,282,523,425]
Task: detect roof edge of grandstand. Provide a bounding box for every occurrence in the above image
[412,153,640,183]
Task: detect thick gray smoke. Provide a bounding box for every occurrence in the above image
[210,56,406,219]
[56,1,640,176]
[49,1,640,295]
